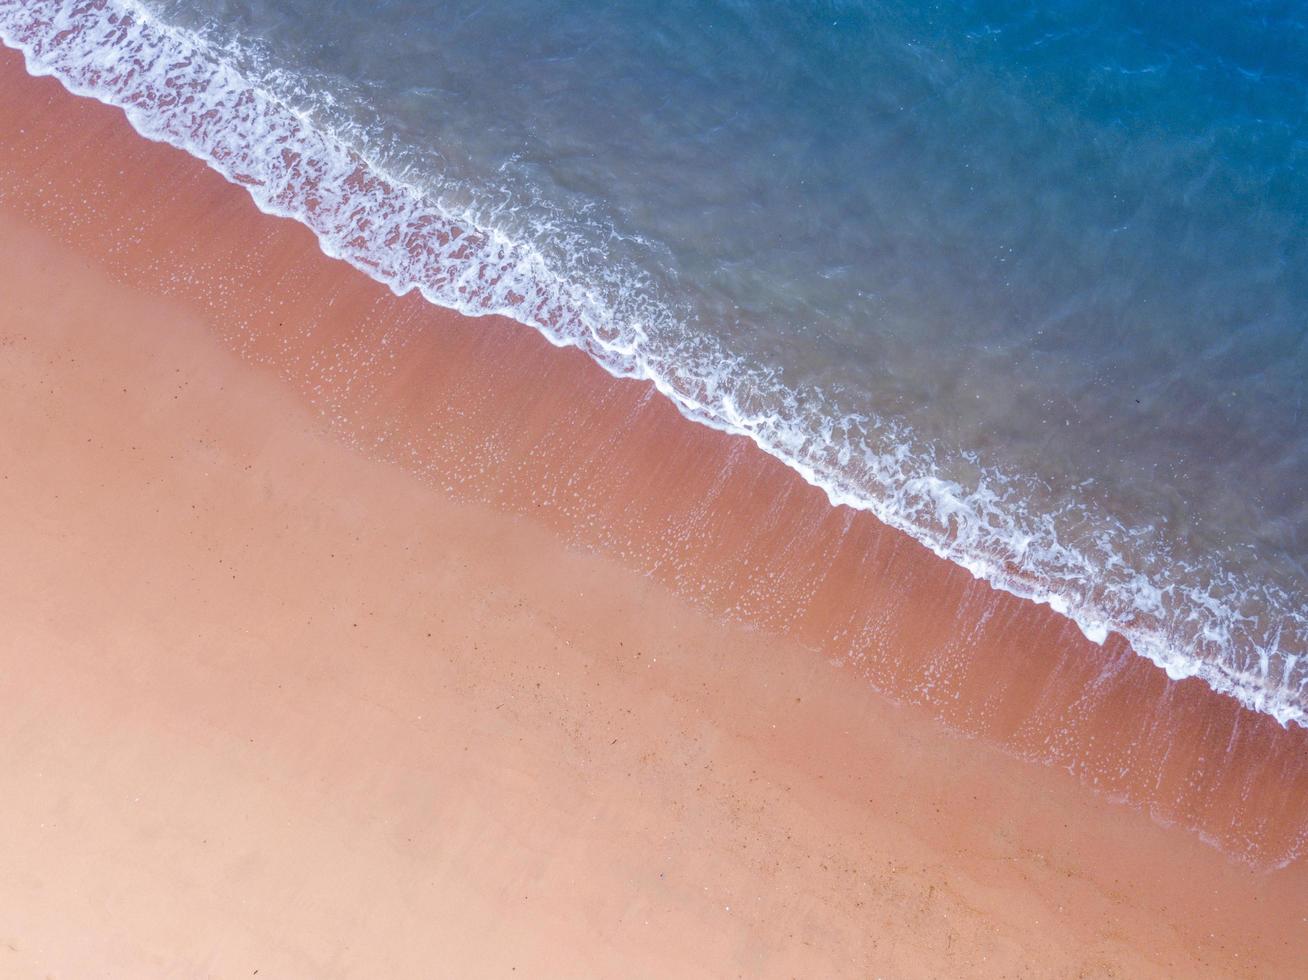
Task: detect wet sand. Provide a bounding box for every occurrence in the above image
[1,48,1306,977]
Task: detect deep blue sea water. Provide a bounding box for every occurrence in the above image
[3,0,1306,721]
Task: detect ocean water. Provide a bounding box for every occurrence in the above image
[3,0,1306,722]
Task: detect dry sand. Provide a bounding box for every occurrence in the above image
[1,49,1306,977]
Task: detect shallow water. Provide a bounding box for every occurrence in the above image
[4,0,1306,721]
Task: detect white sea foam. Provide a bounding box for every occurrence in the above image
[4,0,1304,725]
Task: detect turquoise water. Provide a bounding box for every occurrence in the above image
[4,0,1306,721]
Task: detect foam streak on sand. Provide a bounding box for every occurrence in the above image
[2,0,1304,726]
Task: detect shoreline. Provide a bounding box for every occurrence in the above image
[1,43,1303,868]
[2,45,1307,976]
[3,1,1300,726]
